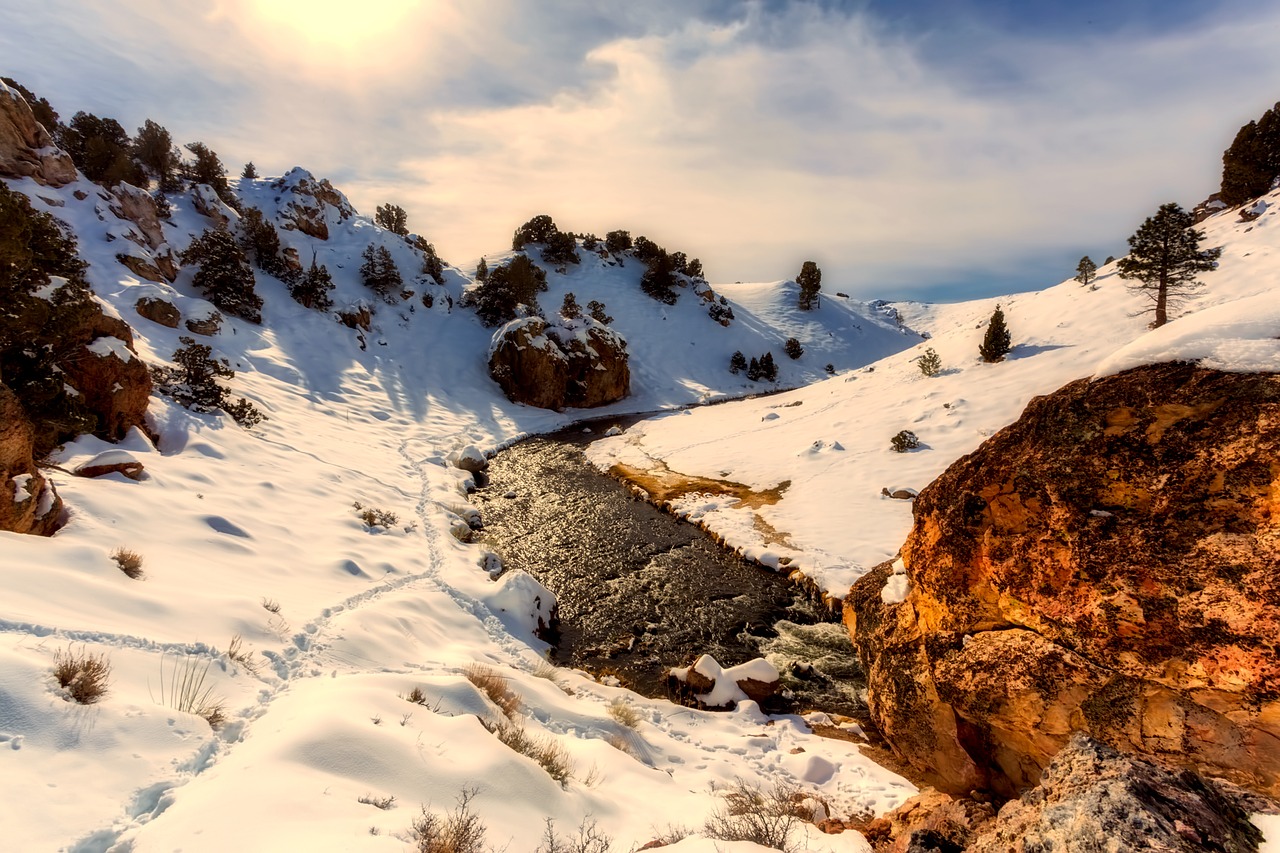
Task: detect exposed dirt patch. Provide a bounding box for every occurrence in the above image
[609,460,789,508]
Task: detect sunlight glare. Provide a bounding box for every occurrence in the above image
[247,0,423,52]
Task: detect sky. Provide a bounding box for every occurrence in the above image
[3,0,1280,301]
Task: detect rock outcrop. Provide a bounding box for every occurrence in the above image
[0,81,77,187]
[61,309,153,442]
[488,316,629,410]
[134,296,181,328]
[272,167,356,241]
[0,383,63,535]
[847,364,1280,799]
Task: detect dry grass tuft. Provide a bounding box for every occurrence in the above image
[225,633,261,675]
[465,663,520,718]
[358,793,396,810]
[606,698,641,729]
[410,787,488,853]
[154,654,228,729]
[400,686,441,712]
[353,500,399,529]
[481,718,574,788]
[112,547,144,580]
[53,646,111,704]
[261,597,282,614]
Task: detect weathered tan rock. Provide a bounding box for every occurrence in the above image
[74,450,144,481]
[190,184,237,228]
[847,364,1280,798]
[134,296,180,328]
[118,254,168,284]
[110,183,165,250]
[185,310,223,337]
[274,167,355,241]
[337,306,372,331]
[488,317,629,410]
[860,788,995,852]
[0,82,77,187]
[0,383,63,535]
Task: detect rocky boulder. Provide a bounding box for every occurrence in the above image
[846,364,1280,799]
[0,81,77,187]
[272,167,355,241]
[134,296,180,328]
[59,308,152,442]
[0,383,63,535]
[488,316,629,410]
[110,183,166,250]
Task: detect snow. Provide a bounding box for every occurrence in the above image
[4,156,1276,849]
[86,335,135,362]
[880,558,909,605]
[1256,814,1280,852]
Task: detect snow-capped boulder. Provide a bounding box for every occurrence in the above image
[0,383,62,535]
[272,167,356,241]
[110,183,166,250]
[668,654,780,709]
[487,315,629,410]
[134,295,180,328]
[0,81,76,187]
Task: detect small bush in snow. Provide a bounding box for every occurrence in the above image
[708,300,734,325]
[466,254,548,326]
[587,299,612,325]
[151,337,267,428]
[535,817,612,853]
[225,633,261,675]
[703,778,813,852]
[290,258,335,312]
[730,351,747,374]
[410,788,488,853]
[890,430,919,453]
[465,663,521,717]
[783,337,803,360]
[352,501,399,529]
[824,363,835,375]
[112,547,144,579]
[53,646,111,704]
[481,718,574,787]
[918,347,941,377]
[358,793,396,811]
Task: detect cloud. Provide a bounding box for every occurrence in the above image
[5,1,1280,299]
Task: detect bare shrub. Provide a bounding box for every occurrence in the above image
[112,547,144,579]
[353,500,399,529]
[703,778,812,852]
[643,826,692,849]
[606,698,640,729]
[465,663,520,717]
[154,654,227,729]
[358,793,396,810]
[53,646,111,704]
[225,633,261,675]
[261,597,282,614]
[410,787,488,853]
[535,817,611,853]
[480,719,573,788]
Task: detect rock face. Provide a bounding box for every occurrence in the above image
[273,167,356,241]
[61,311,153,442]
[0,81,77,187]
[969,734,1265,852]
[134,296,180,328]
[488,316,629,410]
[846,364,1280,799]
[111,183,166,250]
[0,383,63,535]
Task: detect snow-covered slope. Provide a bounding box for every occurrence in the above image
[1,168,919,851]
[587,190,1280,597]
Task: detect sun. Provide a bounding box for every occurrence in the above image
[245,0,423,52]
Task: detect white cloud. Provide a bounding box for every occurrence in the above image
[5,1,1280,298]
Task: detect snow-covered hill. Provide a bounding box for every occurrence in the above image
[587,190,1280,597]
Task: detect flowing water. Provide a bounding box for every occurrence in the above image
[475,419,866,715]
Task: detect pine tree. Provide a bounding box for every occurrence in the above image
[151,337,266,427]
[604,230,632,254]
[60,112,144,187]
[238,207,292,282]
[979,305,1011,363]
[241,162,258,180]
[1116,203,1221,328]
[918,347,941,377]
[468,254,547,326]
[784,337,804,359]
[541,230,580,266]
[360,244,403,302]
[375,204,409,237]
[797,260,821,310]
[640,249,678,304]
[1074,256,1097,286]
[419,240,445,285]
[686,258,705,280]
[560,292,581,319]
[185,142,239,210]
[475,258,488,282]
[133,119,179,188]
[587,300,612,325]
[290,258,334,312]
[746,356,761,381]
[1104,255,1116,265]
[1220,102,1280,207]
[729,351,747,374]
[181,228,262,322]
[760,351,778,381]
[512,214,558,250]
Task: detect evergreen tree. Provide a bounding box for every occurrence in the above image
[1104,255,1116,265]
[184,142,239,210]
[890,430,919,453]
[1116,202,1221,328]
[1074,256,1097,286]
[979,305,1011,363]
[760,351,778,381]
[181,228,263,322]
[375,203,409,237]
[475,257,488,281]
[581,233,599,250]
[241,161,258,180]
[541,230,580,266]
[631,236,662,264]
[797,260,821,310]
[686,257,704,280]
[1220,102,1280,206]
[0,182,97,455]
[151,337,266,427]
[512,214,558,250]
[289,258,335,311]
[604,230,632,253]
[640,249,679,304]
[784,337,804,359]
[133,119,179,188]
[60,112,143,187]
[587,299,612,325]
[360,244,404,302]
[468,254,547,326]
[918,347,941,377]
[746,356,761,381]
[560,292,582,319]
[729,351,747,374]
[238,207,292,281]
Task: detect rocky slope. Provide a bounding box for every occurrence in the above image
[846,362,1280,799]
